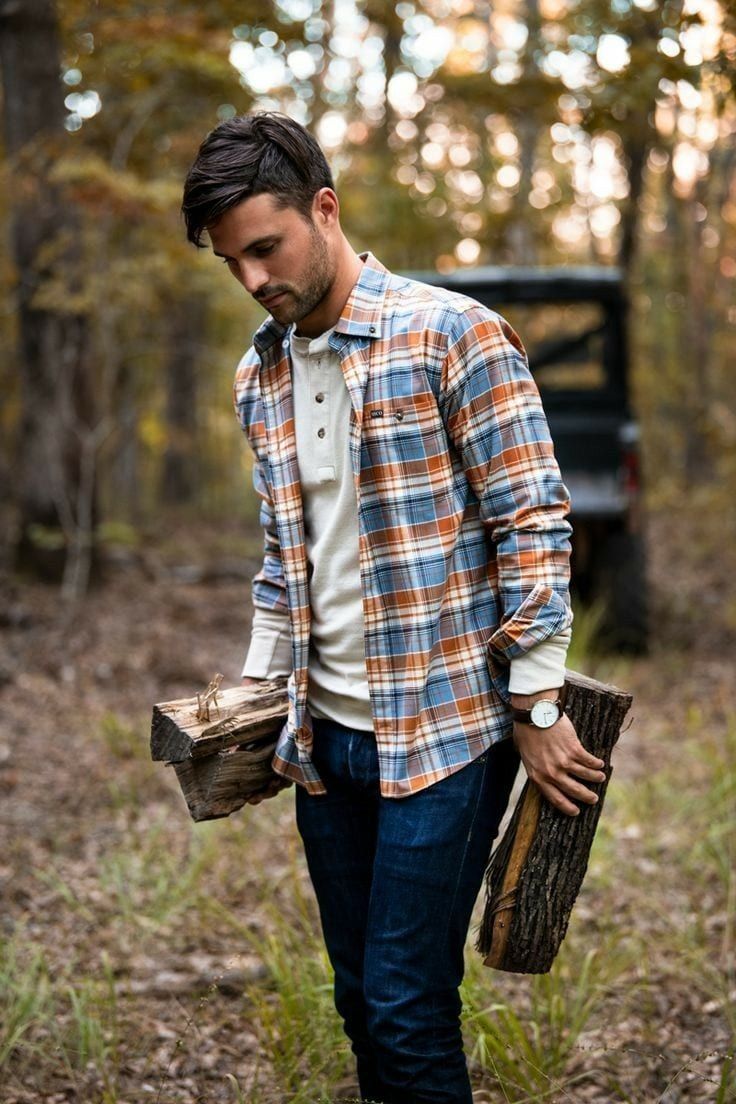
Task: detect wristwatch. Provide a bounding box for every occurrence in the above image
[511,688,566,730]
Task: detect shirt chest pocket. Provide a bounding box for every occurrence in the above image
[361,391,449,465]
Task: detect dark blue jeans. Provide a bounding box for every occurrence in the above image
[295,718,520,1104]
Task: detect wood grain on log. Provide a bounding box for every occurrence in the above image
[171,736,282,822]
[150,678,288,762]
[476,670,632,974]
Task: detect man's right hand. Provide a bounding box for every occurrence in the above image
[241,676,293,804]
[245,776,293,805]
[242,675,264,690]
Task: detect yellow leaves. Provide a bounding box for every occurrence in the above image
[91,11,210,47]
[49,153,181,218]
[139,412,168,454]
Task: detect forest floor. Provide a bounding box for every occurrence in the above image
[0,494,734,1104]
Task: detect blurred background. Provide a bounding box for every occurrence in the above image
[1,0,734,596]
[1,3,735,1103]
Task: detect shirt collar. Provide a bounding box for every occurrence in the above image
[333,251,389,339]
[253,251,389,355]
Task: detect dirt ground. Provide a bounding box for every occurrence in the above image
[0,502,734,1103]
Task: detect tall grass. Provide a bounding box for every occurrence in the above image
[205,849,354,1103]
[3,689,734,1102]
[462,938,635,1101]
[0,935,53,1069]
[97,813,217,928]
[1,936,122,1098]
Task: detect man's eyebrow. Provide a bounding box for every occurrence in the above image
[212,235,278,258]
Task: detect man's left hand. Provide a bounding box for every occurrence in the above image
[511,693,606,817]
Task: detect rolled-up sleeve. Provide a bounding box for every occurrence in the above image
[440,307,573,669]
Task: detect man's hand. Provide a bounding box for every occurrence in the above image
[245,776,293,805]
[242,676,293,805]
[511,689,606,817]
[242,675,264,690]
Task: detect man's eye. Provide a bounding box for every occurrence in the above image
[255,244,275,256]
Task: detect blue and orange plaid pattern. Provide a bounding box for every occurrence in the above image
[233,253,573,797]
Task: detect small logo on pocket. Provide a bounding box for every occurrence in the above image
[368,408,406,421]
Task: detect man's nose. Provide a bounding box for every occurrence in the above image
[238,261,269,296]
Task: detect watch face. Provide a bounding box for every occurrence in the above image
[530,700,561,729]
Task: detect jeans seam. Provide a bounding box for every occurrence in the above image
[431,754,490,1047]
[444,754,489,926]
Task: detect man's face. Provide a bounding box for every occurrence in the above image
[208,192,336,328]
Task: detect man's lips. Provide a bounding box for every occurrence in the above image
[259,291,288,309]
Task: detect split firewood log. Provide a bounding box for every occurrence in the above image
[150,678,288,822]
[476,670,633,974]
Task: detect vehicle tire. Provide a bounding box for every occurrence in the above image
[593,529,649,653]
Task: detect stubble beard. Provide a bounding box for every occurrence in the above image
[268,224,335,327]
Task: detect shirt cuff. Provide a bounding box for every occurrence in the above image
[507,627,572,695]
[241,605,293,679]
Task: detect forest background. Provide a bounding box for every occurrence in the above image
[1,0,734,588]
[1,2,735,1103]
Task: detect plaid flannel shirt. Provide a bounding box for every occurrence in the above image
[233,252,573,798]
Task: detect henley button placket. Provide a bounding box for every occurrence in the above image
[305,342,336,483]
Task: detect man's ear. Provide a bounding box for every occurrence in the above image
[312,187,340,228]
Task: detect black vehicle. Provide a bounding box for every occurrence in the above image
[408,265,648,652]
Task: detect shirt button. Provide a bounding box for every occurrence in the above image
[394,410,404,421]
[315,392,325,403]
[317,427,326,439]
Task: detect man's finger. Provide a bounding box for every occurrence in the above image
[536,781,581,817]
[545,763,600,799]
[246,784,277,805]
[567,763,607,783]
[572,745,605,769]
[554,775,600,804]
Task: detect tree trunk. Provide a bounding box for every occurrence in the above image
[477,671,633,973]
[682,193,711,484]
[506,0,541,265]
[618,129,647,274]
[160,295,204,506]
[0,0,95,581]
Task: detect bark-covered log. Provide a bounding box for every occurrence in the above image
[476,670,632,974]
[150,678,288,762]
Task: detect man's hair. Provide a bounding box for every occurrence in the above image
[181,112,334,247]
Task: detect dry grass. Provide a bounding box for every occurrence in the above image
[0,506,734,1103]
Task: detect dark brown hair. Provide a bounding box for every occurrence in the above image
[181,112,334,247]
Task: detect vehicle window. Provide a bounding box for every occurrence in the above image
[496,302,608,391]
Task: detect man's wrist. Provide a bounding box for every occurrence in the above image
[510,687,564,709]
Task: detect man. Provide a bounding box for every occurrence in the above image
[182,113,605,1104]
